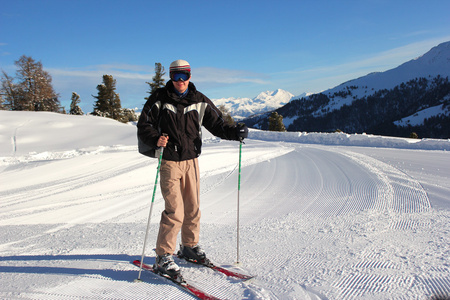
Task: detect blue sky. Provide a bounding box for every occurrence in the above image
[1,0,450,112]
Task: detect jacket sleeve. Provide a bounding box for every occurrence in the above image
[201,95,239,141]
[137,93,162,149]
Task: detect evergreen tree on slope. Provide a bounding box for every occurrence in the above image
[69,92,84,115]
[92,75,122,120]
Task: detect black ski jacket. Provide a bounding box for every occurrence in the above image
[137,81,240,161]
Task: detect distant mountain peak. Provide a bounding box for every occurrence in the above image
[254,89,294,104]
[212,89,295,120]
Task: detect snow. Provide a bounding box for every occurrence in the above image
[1,111,449,299]
[394,104,449,127]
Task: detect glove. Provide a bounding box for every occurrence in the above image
[236,123,248,140]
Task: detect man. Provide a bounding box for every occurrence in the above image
[137,59,248,277]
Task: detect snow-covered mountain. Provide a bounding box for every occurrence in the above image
[245,41,450,138]
[212,89,294,120]
[318,41,450,113]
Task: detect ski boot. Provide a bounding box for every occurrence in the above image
[177,245,212,266]
[153,254,181,280]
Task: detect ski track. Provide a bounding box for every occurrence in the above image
[1,140,449,299]
[199,143,447,299]
[0,151,156,219]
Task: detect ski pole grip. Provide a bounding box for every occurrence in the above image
[157,133,168,150]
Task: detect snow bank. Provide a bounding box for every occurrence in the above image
[249,129,450,151]
[1,110,449,162]
[0,111,137,157]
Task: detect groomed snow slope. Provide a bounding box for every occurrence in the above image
[0,111,449,299]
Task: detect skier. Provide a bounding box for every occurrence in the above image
[137,59,248,277]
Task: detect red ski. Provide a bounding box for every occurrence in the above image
[174,253,254,281]
[208,264,253,281]
[132,260,221,300]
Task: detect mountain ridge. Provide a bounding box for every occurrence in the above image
[243,41,450,138]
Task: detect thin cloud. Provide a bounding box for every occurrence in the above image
[403,30,433,38]
[47,64,154,81]
[278,37,450,85]
[48,64,271,88]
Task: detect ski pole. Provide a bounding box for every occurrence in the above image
[236,138,243,265]
[136,136,166,282]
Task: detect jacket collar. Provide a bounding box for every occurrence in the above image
[166,81,197,103]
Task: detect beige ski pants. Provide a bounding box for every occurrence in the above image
[155,158,201,256]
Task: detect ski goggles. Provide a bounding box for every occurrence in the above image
[171,72,190,82]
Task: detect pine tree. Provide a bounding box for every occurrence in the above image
[92,75,122,120]
[218,105,235,125]
[268,112,286,131]
[121,108,138,123]
[69,92,84,115]
[0,55,60,112]
[410,132,419,139]
[145,63,166,99]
